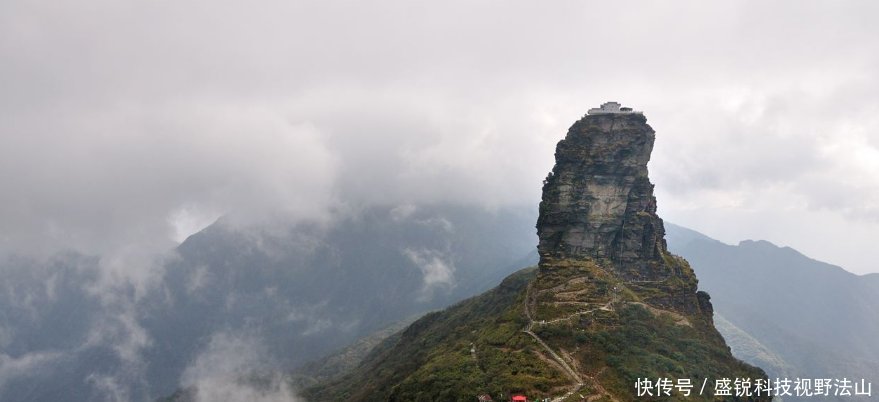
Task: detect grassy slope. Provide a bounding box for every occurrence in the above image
[306,267,571,401]
[307,258,769,402]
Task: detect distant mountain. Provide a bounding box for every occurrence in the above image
[666,223,878,401]
[308,109,768,401]
[712,314,793,381]
[0,253,118,402]
[4,139,876,402]
[0,204,539,402]
[142,204,539,396]
[297,222,879,402]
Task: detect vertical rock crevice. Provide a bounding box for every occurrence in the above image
[536,111,672,283]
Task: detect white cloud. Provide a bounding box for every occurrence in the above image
[389,204,417,221]
[0,351,63,392]
[181,331,301,402]
[403,248,456,299]
[86,373,134,402]
[1,0,878,275]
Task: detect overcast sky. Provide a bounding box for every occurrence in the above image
[2,0,877,274]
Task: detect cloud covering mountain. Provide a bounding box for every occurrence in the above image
[2,0,879,275]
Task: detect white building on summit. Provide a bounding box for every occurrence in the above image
[587,102,642,115]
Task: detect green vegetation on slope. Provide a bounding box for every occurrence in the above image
[712,314,793,380]
[306,262,769,402]
[305,267,570,401]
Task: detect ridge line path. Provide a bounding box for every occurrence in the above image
[522,280,619,402]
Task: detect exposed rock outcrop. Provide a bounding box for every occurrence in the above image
[538,112,663,277]
[307,104,770,402]
[537,110,710,316]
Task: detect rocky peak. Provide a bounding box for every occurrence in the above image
[537,108,669,281]
[308,104,770,402]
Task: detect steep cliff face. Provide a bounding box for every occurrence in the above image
[307,105,769,402]
[536,112,707,316]
[538,113,662,277]
[518,109,764,400]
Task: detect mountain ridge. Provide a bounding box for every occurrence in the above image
[665,224,879,401]
[308,108,769,401]
[0,204,539,402]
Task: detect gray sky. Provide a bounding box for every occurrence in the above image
[2,0,877,274]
